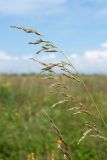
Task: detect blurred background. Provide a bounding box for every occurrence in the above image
[0,1,107,160]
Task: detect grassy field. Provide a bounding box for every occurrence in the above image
[0,74,107,160]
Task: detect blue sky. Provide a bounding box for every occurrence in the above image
[0,0,107,74]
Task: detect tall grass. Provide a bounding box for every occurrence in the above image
[10,25,107,159]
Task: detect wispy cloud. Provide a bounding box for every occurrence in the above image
[69,43,107,74]
[101,41,107,48]
[0,51,20,60]
[0,0,67,16]
[0,41,107,74]
[0,51,58,73]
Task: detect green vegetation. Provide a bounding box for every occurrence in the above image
[0,75,107,160]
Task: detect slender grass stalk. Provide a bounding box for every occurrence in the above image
[61,52,107,129]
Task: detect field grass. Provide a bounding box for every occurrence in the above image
[0,74,107,160]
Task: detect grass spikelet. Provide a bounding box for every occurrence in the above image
[90,134,107,141]
[42,46,50,50]
[68,107,80,111]
[35,46,50,54]
[78,129,92,145]
[28,39,49,45]
[49,83,62,88]
[51,99,69,108]
[42,76,58,80]
[10,25,43,36]
[85,122,100,134]
[45,43,57,48]
[41,63,60,71]
[81,110,92,116]
[73,111,82,115]
[63,73,80,82]
[36,49,44,54]
[44,49,58,53]
[30,58,46,66]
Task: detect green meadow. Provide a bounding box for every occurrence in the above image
[0,75,107,160]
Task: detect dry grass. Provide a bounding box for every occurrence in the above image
[10,25,107,159]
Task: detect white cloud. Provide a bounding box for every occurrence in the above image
[69,53,78,59]
[68,48,107,74]
[101,41,107,48]
[0,51,19,60]
[84,50,107,60]
[0,51,11,60]
[0,0,66,15]
[0,42,107,74]
[0,51,58,73]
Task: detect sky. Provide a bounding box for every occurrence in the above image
[0,0,107,74]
